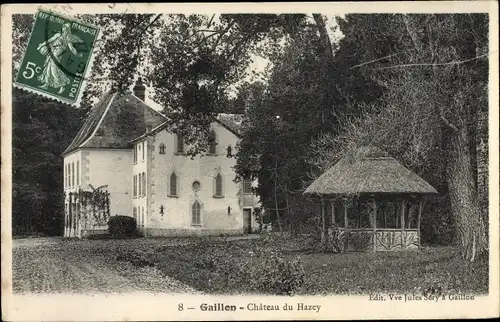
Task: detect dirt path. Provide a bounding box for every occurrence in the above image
[12,238,203,294]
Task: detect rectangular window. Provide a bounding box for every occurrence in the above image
[142,142,145,161]
[71,162,75,187]
[243,178,252,194]
[133,175,137,197]
[142,172,146,197]
[133,145,137,163]
[76,161,80,186]
[138,173,142,197]
[141,207,145,228]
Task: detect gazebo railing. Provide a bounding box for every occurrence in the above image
[328,227,420,252]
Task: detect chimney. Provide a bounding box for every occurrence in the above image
[133,77,146,101]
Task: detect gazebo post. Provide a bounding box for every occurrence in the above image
[417,199,423,249]
[344,199,348,252]
[321,197,326,244]
[372,198,377,252]
[330,200,335,226]
[344,199,348,229]
[400,199,406,249]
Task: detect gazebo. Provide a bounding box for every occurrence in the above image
[303,146,438,252]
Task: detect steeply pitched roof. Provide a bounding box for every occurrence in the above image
[303,146,438,197]
[129,113,244,143]
[62,93,166,156]
[216,113,244,136]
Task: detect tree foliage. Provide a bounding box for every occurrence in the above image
[12,88,87,235]
[308,14,488,260]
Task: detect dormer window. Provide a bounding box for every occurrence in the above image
[159,143,165,154]
[208,130,217,155]
[176,134,184,154]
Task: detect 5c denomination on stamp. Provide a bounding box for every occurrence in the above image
[14,8,100,106]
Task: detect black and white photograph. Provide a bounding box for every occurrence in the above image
[1,2,498,321]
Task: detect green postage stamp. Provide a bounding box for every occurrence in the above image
[14,9,100,106]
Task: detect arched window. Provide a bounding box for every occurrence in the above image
[176,134,184,153]
[169,172,178,197]
[208,130,217,155]
[214,173,223,197]
[192,200,201,225]
[226,145,232,158]
[159,143,165,154]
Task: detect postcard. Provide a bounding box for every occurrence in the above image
[1,2,498,320]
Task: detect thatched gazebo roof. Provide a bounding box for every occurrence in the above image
[303,146,438,198]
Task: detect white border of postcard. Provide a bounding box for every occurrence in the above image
[1,2,499,320]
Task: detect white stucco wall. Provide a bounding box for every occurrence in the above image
[137,122,259,236]
[132,140,149,230]
[86,149,134,218]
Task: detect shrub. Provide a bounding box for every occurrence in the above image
[249,251,306,296]
[108,215,137,238]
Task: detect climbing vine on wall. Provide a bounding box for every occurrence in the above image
[65,185,110,237]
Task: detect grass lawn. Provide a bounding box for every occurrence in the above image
[148,234,489,296]
[13,234,488,295]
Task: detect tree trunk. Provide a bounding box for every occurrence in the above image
[312,14,335,62]
[447,125,487,262]
[273,171,284,236]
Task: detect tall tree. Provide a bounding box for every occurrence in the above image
[309,14,488,261]
[12,88,87,235]
[12,15,89,235]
